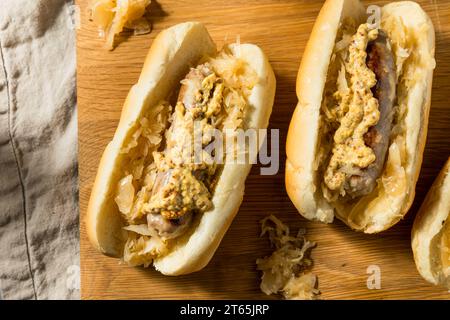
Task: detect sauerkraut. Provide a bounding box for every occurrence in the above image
[210,48,257,133]
[115,102,170,225]
[256,215,320,300]
[123,232,167,267]
[115,174,135,214]
[210,50,258,95]
[89,0,151,50]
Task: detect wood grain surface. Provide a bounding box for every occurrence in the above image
[78,0,450,299]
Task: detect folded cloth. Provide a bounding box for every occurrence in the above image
[0,0,79,300]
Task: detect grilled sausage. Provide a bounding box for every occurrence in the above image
[144,64,215,230]
[178,64,213,109]
[346,30,396,198]
[147,211,193,240]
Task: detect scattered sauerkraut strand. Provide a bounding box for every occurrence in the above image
[89,0,152,50]
[256,215,320,300]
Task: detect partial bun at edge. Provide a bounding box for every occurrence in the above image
[412,158,450,289]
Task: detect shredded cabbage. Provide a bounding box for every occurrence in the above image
[209,47,258,135]
[123,233,167,267]
[256,215,320,300]
[121,128,142,154]
[210,49,258,93]
[89,0,151,50]
[121,103,169,154]
[222,89,247,132]
[334,33,352,53]
[381,138,406,197]
[115,174,135,215]
[123,224,155,236]
[128,186,150,222]
[116,102,170,224]
[283,273,319,300]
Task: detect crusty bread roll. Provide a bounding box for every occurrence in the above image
[286,0,435,233]
[412,158,450,289]
[86,22,276,275]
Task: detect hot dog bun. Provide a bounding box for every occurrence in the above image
[412,158,450,289]
[86,22,276,275]
[286,0,435,233]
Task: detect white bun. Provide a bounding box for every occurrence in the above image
[86,22,276,275]
[286,0,435,233]
[412,158,450,289]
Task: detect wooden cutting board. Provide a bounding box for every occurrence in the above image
[78,0,450,299]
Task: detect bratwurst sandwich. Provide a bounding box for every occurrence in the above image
[87,22,276,274]
[286,0,435,233]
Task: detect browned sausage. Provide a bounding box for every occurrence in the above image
[177,63,213,109]
[346,30,396,198]
[147,212,193,239]
[145,64,216,232]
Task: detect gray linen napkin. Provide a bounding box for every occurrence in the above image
[0,0,79,300]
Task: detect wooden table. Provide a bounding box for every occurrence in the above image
[78,0,450,299]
